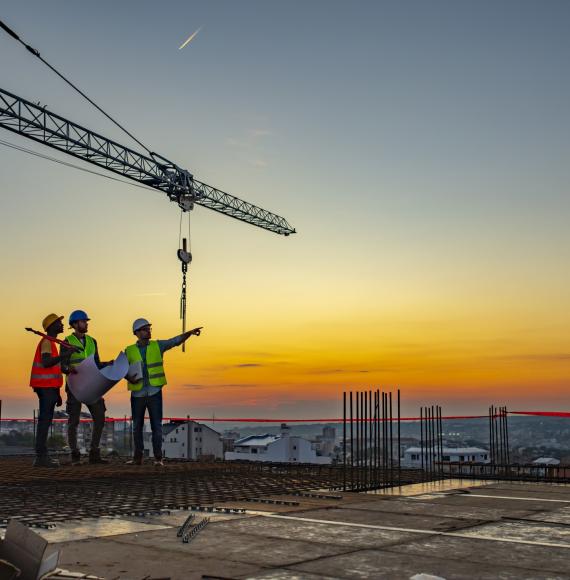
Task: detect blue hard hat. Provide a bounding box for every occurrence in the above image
[69,309,90,324]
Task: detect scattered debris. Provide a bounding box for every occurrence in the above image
[0,519,59,579]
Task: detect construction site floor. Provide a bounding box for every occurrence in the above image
[38,479,570,578]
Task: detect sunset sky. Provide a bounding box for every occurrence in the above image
[1,1,569,420]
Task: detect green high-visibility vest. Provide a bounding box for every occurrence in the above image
[125,340,167,392]
[66,334,96,367]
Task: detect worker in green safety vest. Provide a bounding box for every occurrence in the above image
[60,309,112,465]
[125,318,202,466]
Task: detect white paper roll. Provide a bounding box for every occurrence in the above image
[67,352,129,405]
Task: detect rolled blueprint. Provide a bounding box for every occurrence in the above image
[67,353,129,405]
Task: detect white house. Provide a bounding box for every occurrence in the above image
[225,424,331,464]
[144,421,223,460]
[403,446,489,467]
[532,457,560,465]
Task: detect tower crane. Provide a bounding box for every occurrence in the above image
[0,21,295,346]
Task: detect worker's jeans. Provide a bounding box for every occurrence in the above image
[33,387,59,456]
[66,386,106,453]
[131,390,163,459]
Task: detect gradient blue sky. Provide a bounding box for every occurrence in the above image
[1,1,569,418]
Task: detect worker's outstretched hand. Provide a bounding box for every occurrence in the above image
[190,327,203,336]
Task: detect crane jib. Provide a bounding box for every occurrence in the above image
[0,87,296,236]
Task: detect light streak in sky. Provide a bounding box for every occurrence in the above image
[179,26,203,50]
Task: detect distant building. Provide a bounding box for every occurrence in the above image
[225,424,331,464]
[144,421,223,460]
[403,446,489,467]
[222,429,241,453]
[313,426,337,457]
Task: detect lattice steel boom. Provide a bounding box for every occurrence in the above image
[0,87,295,236]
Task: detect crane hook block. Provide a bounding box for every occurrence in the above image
[178,248,192,264]
[178,238,192,265]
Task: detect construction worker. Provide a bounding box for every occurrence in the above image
[60,309,111,465]
[29,313,73,467]
[125,318,202,465]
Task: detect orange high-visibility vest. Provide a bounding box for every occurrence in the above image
[29,339,63,388]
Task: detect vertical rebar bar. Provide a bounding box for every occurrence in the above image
[389,391,394,485]
[383,392,387,482]
[368,389,373,489]
[373,389,378,488]
[420,406,424,472]
[365,390,369,489]
[397,389,401,486]
[356,391,360,489]
[488,406,494,465]
[438,406,444,477]
[350,391,354,489]
[343,391,346,491]
[504,406,510,464]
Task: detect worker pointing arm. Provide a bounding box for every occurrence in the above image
[125,318,203,466]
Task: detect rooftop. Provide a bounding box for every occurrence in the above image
[235,434,280,447]
[2,457,570,578]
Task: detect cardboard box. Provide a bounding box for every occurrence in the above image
[0,519,60,579]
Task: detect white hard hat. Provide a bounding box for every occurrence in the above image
[133,318,151,333]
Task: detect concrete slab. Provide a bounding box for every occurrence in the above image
[524,505,570,524]
[413,493,564,513]
[210,514,417,549]
[238,570,342,580]
[95,524,353,568]
[366,479,493,497]
[289,548,569,579]
[37,517,171,543]
[382,534,570,575]
[283,507,478,532]
[458,520,570,547]
[52,534,263,580]
[17,479,570,578]
[345,497,533,521]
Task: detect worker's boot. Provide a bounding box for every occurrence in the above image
[33,455,59,468]
[89,448,109,465]
[126,451,143,466]
[70,450,81,465]
[154,451,164,467]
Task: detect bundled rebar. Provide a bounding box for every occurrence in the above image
[342,389,402,491]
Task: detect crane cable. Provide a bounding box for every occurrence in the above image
[0,18,154,156]
[0,137,157,192]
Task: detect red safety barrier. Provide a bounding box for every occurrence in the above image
[0,412,568,423]
[510,411,570,418]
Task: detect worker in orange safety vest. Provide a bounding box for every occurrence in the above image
[29,313,73,468]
